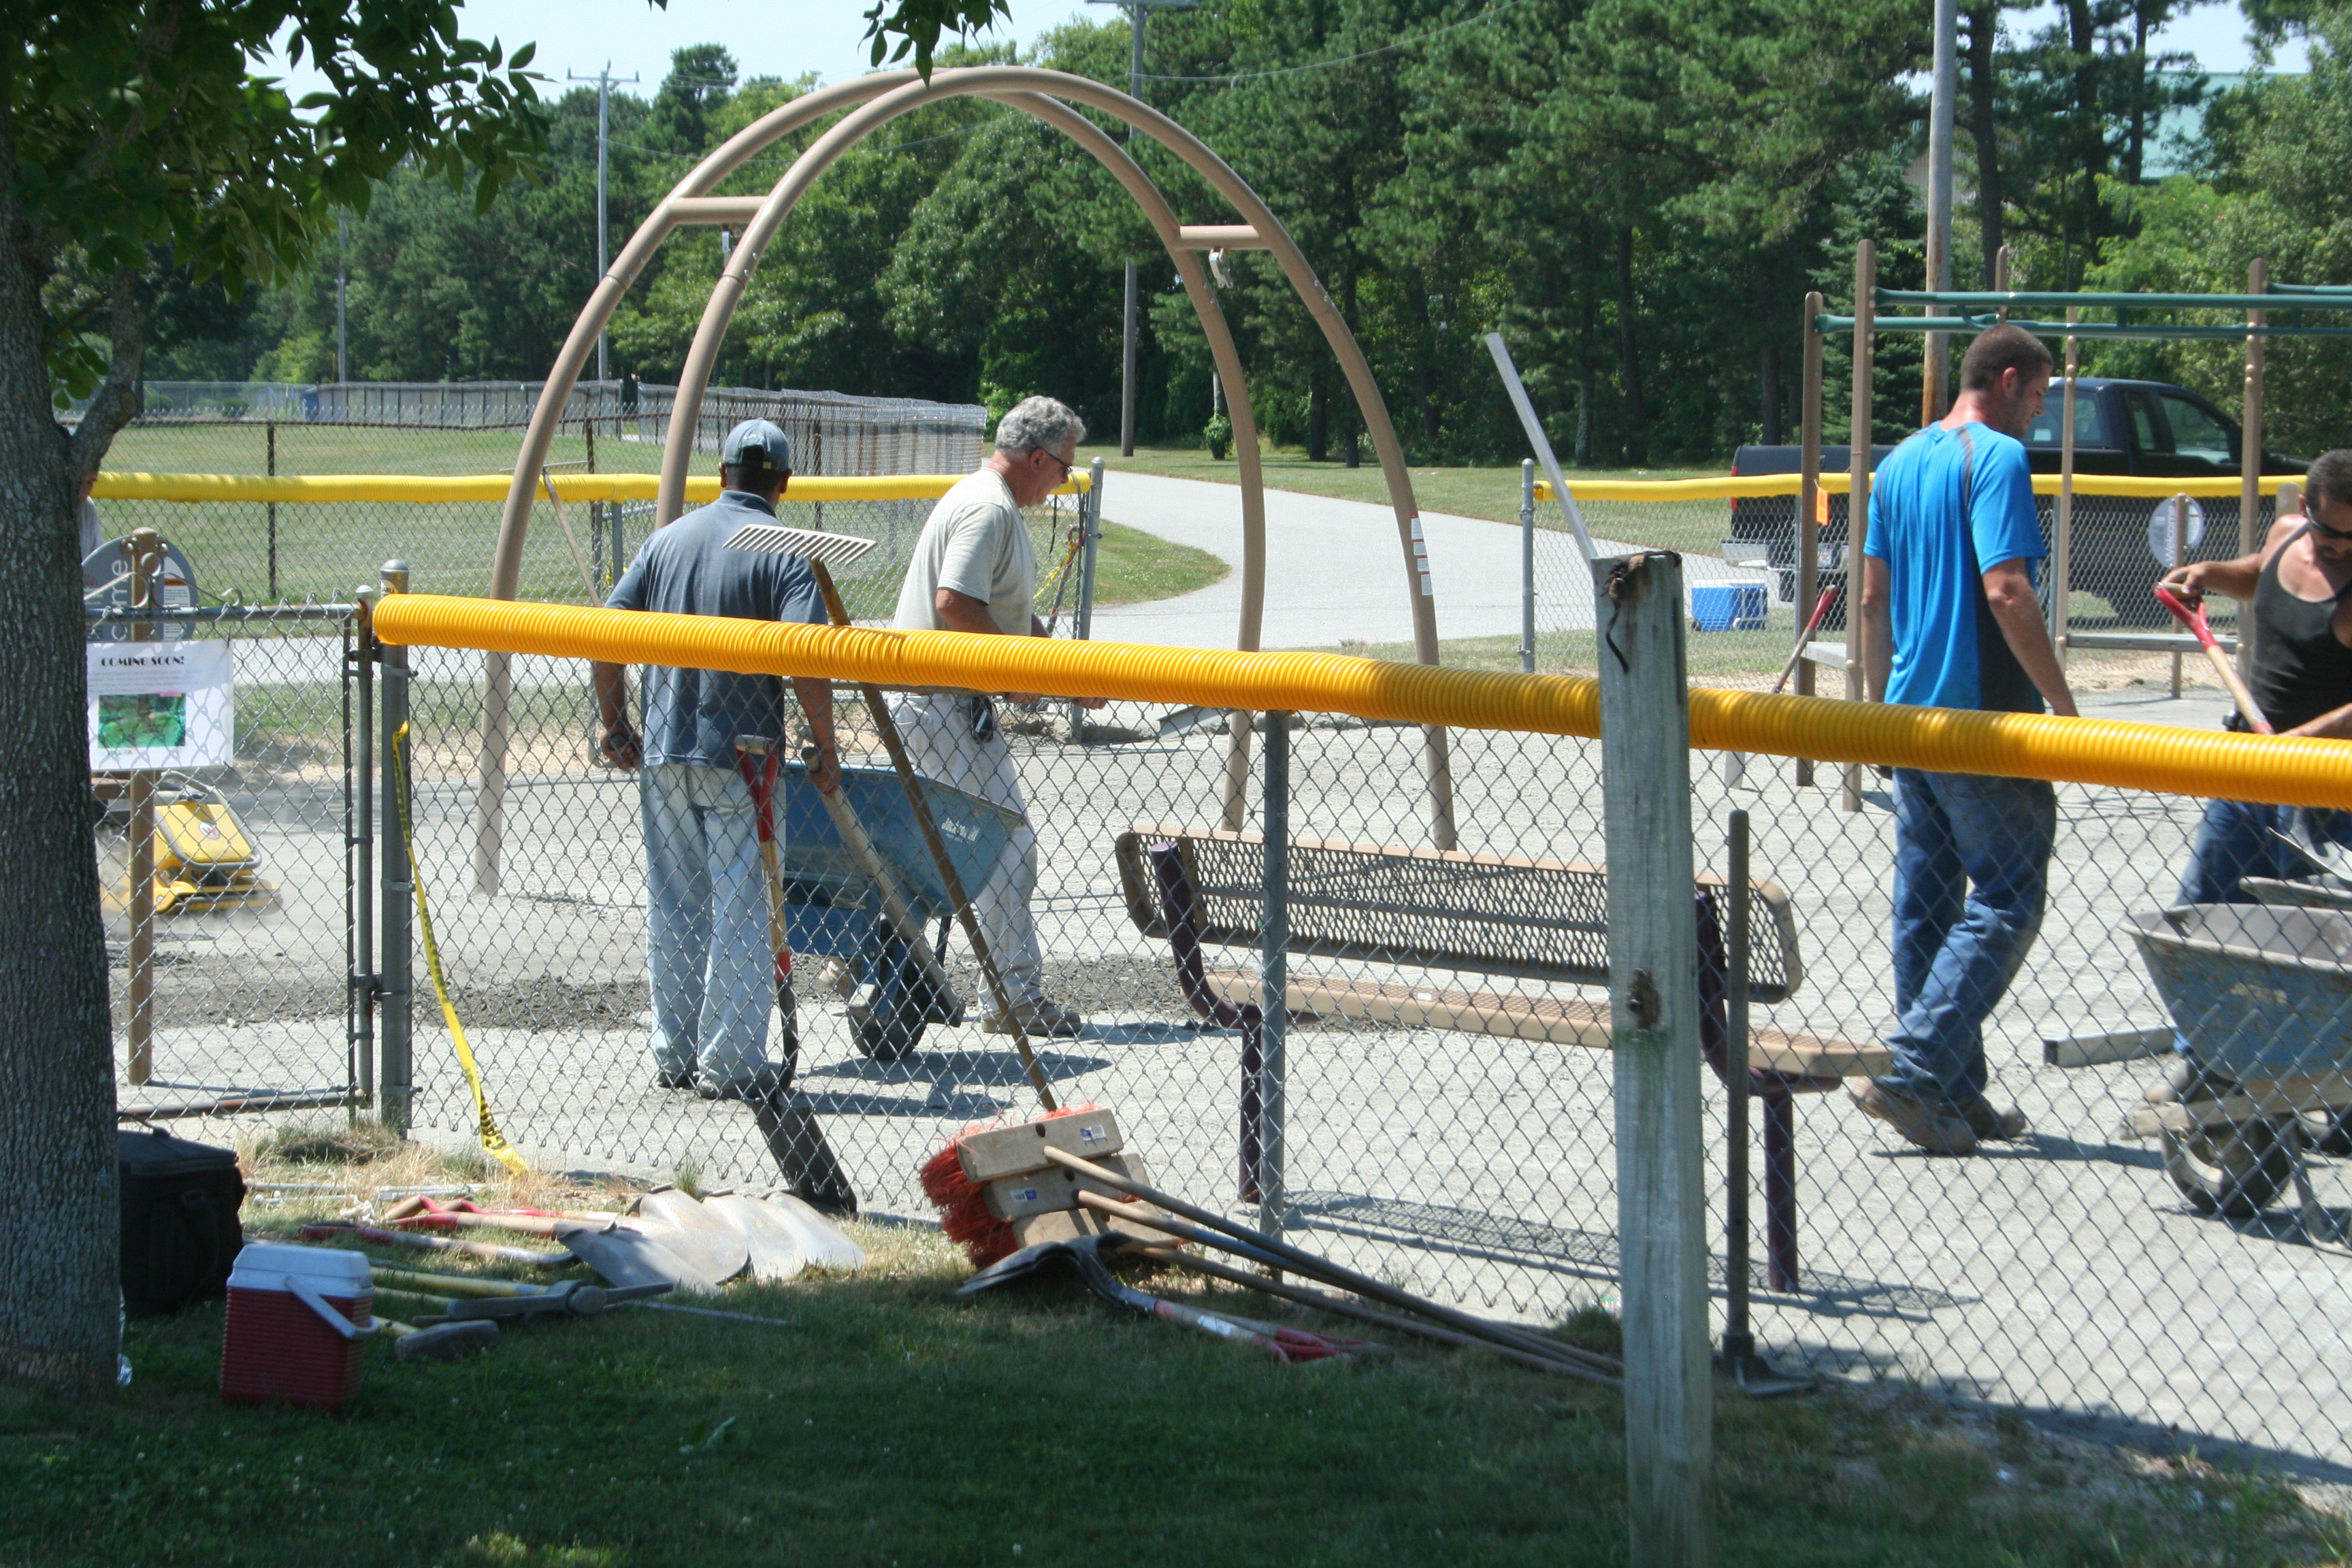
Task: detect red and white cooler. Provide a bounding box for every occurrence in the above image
[220,1243,377,1409]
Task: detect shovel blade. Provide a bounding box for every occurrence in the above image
[559,1221,722,1297]
[704,1193,808,1283]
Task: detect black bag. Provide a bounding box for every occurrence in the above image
[118,1127,245,1316]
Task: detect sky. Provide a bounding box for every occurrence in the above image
[259,0,2310,108]
[261,0,1102,101]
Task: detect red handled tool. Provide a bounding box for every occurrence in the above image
[1771,584,1842,696]
[2155,585,2272,734]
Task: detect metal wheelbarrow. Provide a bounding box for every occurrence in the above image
[771,760,1022,1062]
[2123,902,2352,1227]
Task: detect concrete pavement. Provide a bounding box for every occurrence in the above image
[1087,470,1765,649]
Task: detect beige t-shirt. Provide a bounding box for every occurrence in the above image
[892,467,1036,636]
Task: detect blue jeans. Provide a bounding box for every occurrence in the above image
[2170,800,2352,1058]
[642,762,774,1083]
[1881,769,2057,1102]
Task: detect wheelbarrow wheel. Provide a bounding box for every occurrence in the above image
[847,1002,924,1064]
[2161,1117,2296,1219]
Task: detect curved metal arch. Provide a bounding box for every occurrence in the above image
[481,68,1454,880]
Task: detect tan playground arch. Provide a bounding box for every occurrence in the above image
[478,67,1454,889]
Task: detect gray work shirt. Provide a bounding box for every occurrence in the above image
[605,490,826,767]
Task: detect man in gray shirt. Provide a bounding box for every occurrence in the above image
[592,419,840,1099]
[889,395,1100,1036]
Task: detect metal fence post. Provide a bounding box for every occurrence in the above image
[350,589,376,1110]
[378,559,414,1134]
[125,527,162,1085]
[1072,458,1106,745]
[1595,550,1714,1568]
[1520,458,1536,674]
[1258,712,1290,1240]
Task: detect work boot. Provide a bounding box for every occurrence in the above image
[1846,1077,1978,1156]
[983,996,1085,1038]
[654,1065,698,1092]
[2143,1053,2238,1107]
[1955,1094,2030,1141]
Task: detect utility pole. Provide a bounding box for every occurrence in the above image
[570,63,640,385]
[1088,0,1196,456]
[1922,0,1958,423]
[335,212,348,384]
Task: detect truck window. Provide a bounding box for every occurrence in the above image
[2161,394,2236,466]
[2023,386,2107,448]
[2126,391,2166,455]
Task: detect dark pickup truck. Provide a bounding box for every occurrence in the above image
[1726,377,2302,626]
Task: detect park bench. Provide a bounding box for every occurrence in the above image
[1113,826,1891,1290]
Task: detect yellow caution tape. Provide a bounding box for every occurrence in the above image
[390,721,527,1177]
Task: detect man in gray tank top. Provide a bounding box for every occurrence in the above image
[2151,448,2352,1104]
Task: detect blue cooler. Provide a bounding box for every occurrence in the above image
[1690,583,1767,632]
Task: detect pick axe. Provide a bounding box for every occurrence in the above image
[724,520,1058,1112]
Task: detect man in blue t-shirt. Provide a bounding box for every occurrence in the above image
[1853,324,2078,1156]
[591,419,839,1102]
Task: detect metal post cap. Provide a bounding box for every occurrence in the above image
[380,560,410,593]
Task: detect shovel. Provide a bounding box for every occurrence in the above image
[757,1190,868,1270]
[554,1220,723,1296]
[634,1191,752,1284]
[702,1193,807,1283]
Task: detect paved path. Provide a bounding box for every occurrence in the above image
[1088,470,1764,649]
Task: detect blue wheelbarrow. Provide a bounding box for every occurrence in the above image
[768,760,1022,1062]
[2125,902,2352,1224]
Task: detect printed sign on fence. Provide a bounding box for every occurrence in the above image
[87,642,232,770]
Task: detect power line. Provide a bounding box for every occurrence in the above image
[1137,0,1533,82]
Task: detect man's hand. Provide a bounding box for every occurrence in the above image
[804,741,841,795]
[2159,560,2215,607]
[598,721,642,770]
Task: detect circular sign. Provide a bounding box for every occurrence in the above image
[84,536,199,642]
[2147,498,2206,568]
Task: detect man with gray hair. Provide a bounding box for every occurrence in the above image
[889,394,1100,1036]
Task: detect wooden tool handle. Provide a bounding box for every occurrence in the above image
[2155,585,2273,734]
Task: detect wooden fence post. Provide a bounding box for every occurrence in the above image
[1595,550,1714,1567]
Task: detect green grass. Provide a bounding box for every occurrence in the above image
[1085,520,1230,606]
[3,1136,2339,1568]
[1302,602,1822,682]
[1083,443,1718,524]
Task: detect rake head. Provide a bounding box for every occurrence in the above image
[723,522,879,568]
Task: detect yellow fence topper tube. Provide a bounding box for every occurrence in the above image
[370,593,2352,813]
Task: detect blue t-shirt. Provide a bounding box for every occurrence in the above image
[1864,422,2047,713]
[605,490,826,766]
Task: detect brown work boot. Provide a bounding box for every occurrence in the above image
[982,996,1085,1038]
[1955,1094,2030,1141]
[1846,1077,1978,1156]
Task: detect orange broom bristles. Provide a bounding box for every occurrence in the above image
[921,1105,1095,1269]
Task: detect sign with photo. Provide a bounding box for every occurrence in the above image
[87,642,232,771]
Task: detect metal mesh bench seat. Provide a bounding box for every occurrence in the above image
[1115,825,1888,1290]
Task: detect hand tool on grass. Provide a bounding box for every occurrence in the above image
[702,1193,806,1282]
[1081,1195,1620,1384]
[732,732,859,1215]
[298,1221,573,1268]
[2155,584,2272,732]
[800,740,964,1058]
[755,1190,868,1269]
[380,1200,721,1294]
[1049,1152,1622,1384]
[919,1105,1136,1268]
[1771,583,1842,696]
[1123,1241,1611,1383]
[367,1264,796,1328]
[390,1278,674,1323]
[958,1234,1382,1364]
[382,1317,500,1362]
[723,520,1058,1113]
[634,1190,752,1284]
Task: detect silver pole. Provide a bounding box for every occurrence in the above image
[352,589,376,1109]
[335,214,348,384]
[571,64,638,387]
[378,560,414,1134]
[1258,711,1288,1240]
[1520,457,1536,673]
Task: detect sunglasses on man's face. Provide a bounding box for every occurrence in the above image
[2310,511,2352,542]
[1035,448,1075,478]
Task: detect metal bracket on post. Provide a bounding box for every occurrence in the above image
[378,559,415,1134]
[1595,551,1715,1568]
[1258,712,1289,1241]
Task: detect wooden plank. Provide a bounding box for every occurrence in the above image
[955,1110,1124,1183]
[983,1154,1152,1220]
[1200,970,1885,1079]
[1596,551,1714,1565]
[2042,1026,2172,1070]
[1009,1203,1171,1249]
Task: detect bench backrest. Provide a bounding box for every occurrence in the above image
[1115,826,1803,1004]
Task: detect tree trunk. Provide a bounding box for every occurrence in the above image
[1967,0,2006,286]
[1616,227,1647,465]
[1759,265,1782,444]
[0,103,125,1394]
[2065,0,2104,265]
[1307,374,1328,462]
[1407,271,1440,449]
[2124,1,2151,186]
